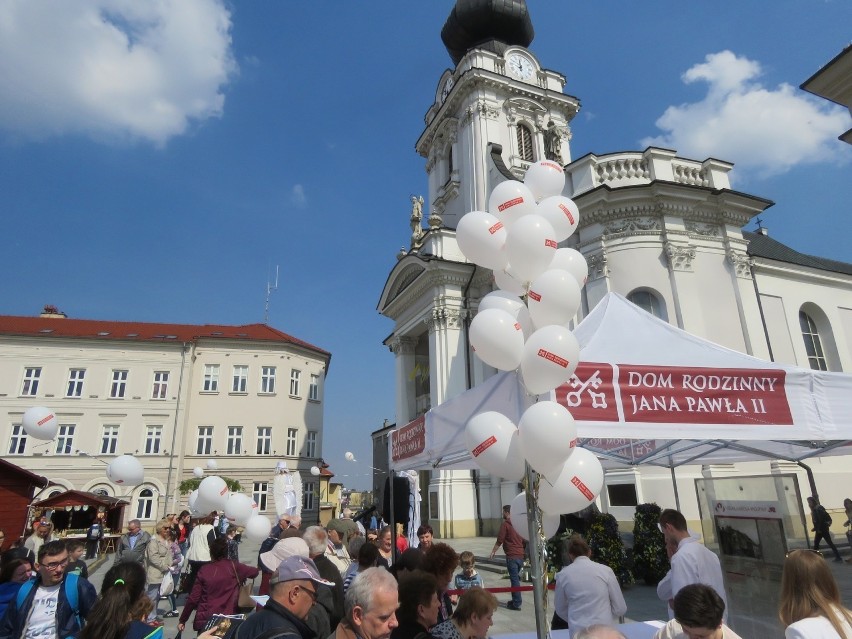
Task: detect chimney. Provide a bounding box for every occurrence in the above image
[756,226,769,236]
[40,305,67,319]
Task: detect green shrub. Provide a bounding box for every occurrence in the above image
[632,503,670,585]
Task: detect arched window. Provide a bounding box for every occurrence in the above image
[136,488,154,520]
[627,290,667,321]
[799,311,828,371]
[92,487,110,498]
[517,124,534,162]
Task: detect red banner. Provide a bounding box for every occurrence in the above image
[556,363,793,426]
[391,415,426,462]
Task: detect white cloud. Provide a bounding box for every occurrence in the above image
[641,50,850,178]
[0,0,237,146]
[290,184,306,206]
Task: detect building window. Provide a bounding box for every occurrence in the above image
[8,424,27,455]
[606,483,639,507]
[309,374,320,401]
[145,425,162,454]
[227,426,243,455]
[302,482,316,511]
[306,431,317,458]
[136,488,154,520]
[22,367,41,396]
[800,311,828,371]
[152,371,169,399]
[232,365,248,393]
[197,426,213,455]
[290,369,301,397]
[66,369,85,398]
[517,124,534,162]
[101,425,119,455]
[56,424,75,454]
[257,427,272,455]
[92,487,110,498]
[261,366,276,394]
[110,370,128,399]
[253,482,269,511]
[203,364,220,392]
[627,289,666,320]
[286,428,297,456]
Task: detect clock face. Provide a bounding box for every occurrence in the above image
[507,54,534,80]
[441,77,454,103]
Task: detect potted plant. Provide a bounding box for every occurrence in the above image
[632,503,670,585]
[587,513,634,587]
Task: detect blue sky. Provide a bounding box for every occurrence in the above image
[1,1,850,490]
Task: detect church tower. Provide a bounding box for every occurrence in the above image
[378,0,582,537]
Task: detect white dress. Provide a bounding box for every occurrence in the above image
[786,610,852,639]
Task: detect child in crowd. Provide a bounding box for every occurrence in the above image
[454,551,483,590]
[65,540,89,579]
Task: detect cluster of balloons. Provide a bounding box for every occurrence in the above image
[458,161,588,395]
[459,162,604,518]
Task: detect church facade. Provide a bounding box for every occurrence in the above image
[377,0,852,536]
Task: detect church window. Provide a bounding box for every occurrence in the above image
[627,289,667,321]
[517,124,534,162]
[799,311,827,371]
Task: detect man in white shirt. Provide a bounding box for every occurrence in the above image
[554,536,627,637]
[656,509,728,620]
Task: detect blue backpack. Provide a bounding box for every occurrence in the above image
[16,573,81,628]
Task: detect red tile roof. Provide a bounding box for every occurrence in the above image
[0,315,330,358]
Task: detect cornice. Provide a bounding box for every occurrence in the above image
[382,262,479,319]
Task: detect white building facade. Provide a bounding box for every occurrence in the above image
[0,309,331,528]
[377,0,852,536]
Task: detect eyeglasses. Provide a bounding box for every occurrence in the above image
[786,549,823,558]
[42,558,69,571]
[298,585,318,604]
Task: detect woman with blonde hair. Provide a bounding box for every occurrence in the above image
[431,587,497,639]
[780,549,852,638]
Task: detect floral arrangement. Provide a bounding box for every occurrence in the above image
[632,503,670,585]
[587,513,634,587]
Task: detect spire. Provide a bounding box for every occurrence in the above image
[441,0,534,66]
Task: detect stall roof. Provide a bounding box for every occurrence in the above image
[32,490,129,509]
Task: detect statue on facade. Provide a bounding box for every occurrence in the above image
[410,195,425,248]
[544,121,563,163]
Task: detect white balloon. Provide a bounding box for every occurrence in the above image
[456,210,509,271]
[198,475,229,510]
[538,448,604,515]
[493,267,527,296]
[469,308,525,371]
[206,459,218,470]
[550,248,588,287]
[524,160,566,201]
[518,401,578,478]
[106,454,145,486]
[344,452,355,462]
[22,406,59,441]
[510,492,562,541]
[187,489,201,514]
[537,196,579,242]
[505,215,557,283]
[488,180,537,227]
[310,466,321,476]
[224,492,257,526]
[520,325,581,395]
[464,412,525,481]
[527,269,582,329]
[244,515,273,543]
[193,467,204,478]
[479,290,533,338]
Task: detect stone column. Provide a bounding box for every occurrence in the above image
[389,336,417,425]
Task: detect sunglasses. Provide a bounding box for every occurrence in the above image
[298,585,318,603]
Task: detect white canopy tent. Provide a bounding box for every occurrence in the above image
[389,293,852,472]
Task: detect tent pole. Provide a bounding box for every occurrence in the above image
[524,463,548,639]
[669,462,681,511]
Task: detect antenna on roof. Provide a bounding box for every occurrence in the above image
[264,265,279,324]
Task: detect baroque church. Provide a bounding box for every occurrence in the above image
[376,0,852,537]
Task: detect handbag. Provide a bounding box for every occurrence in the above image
[231,561,255,609]
[159,570,175,598]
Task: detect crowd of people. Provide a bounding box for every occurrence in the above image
[1,497,852,639]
